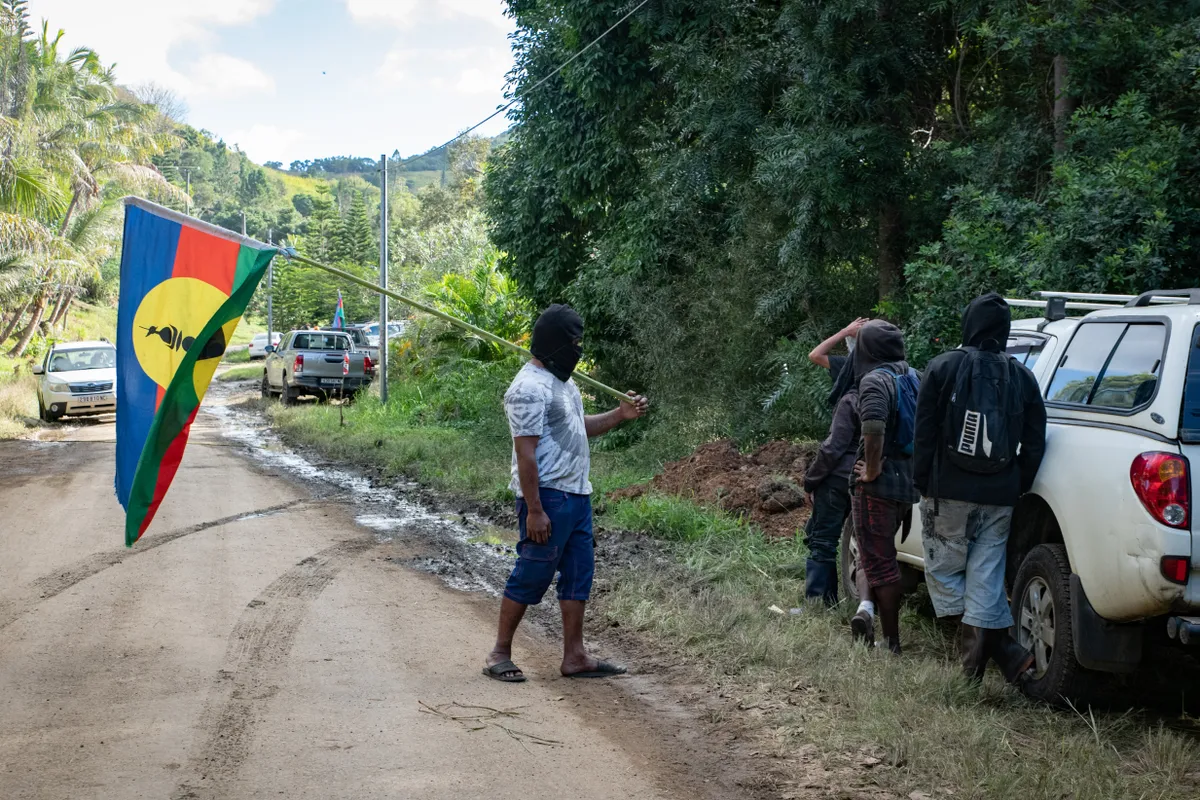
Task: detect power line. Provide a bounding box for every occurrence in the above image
[393,0,652,170]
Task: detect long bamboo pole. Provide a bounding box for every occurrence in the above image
[279,250,632,406]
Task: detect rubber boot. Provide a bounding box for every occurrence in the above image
[987,629,1035,684]
[874,582,904,656]
[960,623,989,682]
[804,559,839,607]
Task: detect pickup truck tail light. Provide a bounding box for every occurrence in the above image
[1130,452,1190,529]
[363,354,374,374]
[342,352,350,376]
[293,354,304,375]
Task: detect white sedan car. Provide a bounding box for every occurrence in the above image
[247,331,282,359]
[33,340,117,422]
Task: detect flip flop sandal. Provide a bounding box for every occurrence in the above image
[564,660,627,679]
[482,660,527,682]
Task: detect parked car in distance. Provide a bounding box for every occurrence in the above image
[359,320,405,347]
[841,289,1200,704]
[247,331,282,359]
[262,330,372,404]
[33,340,117,422]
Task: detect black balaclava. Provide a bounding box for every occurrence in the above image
[961,292,1011,353]
[852,320,906,387]
[530,304,584,382]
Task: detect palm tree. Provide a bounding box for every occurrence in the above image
[1,5,183,356]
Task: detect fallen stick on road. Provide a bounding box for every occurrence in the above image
[418,700,563,752]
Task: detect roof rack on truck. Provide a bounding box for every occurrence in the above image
[1004,290,1198,323]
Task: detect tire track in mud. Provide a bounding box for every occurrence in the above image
[171,536,375,800]
[0,501,304,632]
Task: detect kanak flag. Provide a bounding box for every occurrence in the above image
[115,197,275,545]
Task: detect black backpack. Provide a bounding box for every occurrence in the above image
[943,347,1025,474]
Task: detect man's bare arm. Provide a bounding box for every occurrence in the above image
[514,436,550,543]
[809,317,869,369]
[584,393,649,438]
[854,432,884,483]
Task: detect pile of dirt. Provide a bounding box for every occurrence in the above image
[610,439,820,539]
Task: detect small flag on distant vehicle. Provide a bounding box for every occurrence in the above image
[332,290,346,329]
[115,197,275,546]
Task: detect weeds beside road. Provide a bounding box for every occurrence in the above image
[210,366,1200,798]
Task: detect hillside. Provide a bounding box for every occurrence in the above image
[281,131,510,192]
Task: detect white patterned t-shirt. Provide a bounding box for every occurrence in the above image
[503,362,591,496]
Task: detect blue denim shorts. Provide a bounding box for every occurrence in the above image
[921,499,1014,629]
[503,488,594,605]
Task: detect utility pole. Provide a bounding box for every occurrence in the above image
[267,228,274,347]
[379,154,389,403]
[184,168,191,215]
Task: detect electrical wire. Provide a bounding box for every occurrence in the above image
[393,0,652,169]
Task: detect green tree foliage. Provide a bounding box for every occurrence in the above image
[487,0,1200,439]
[1,2,179,357]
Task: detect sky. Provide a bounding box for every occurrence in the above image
[28,0,517,165]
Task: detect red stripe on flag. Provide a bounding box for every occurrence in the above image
[137,408,198,538]
[173,226,239,295]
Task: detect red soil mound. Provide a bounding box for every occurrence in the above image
[610,439,820,539]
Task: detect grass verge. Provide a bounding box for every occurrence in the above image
[601,494,1200,800]
[257,360,1200,800]
[217,365,265,382]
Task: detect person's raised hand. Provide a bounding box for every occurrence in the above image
[618,392,649,421]
[843,317,870,338]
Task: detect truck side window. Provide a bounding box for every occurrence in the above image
[1047,322,1166,410]
[1047,323,1126,404]
[1006,336,1046,368]
[1090,324,1166,410]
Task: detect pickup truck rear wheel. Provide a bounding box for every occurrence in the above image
[1012,543,1080,704]
[260,373,273,399]
[280,379,296,405]
[839,516,861,607]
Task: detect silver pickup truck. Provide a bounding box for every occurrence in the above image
[262,330,373,404]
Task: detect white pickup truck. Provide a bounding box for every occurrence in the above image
[841,290,1200,702]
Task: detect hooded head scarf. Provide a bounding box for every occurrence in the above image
[961,292,1011,353]
[530,303,584,382]
[852,320,906,386]
[827,350,855,407]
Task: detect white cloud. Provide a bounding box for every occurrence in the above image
[344,0,511,30]
[344,0,420,27]
[376,46,508,94]
[187,54,275,97]
[376,49,413,85]
[26,0,276,92]
[227,125,306,164]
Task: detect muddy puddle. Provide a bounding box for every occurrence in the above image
[201,382,517,599]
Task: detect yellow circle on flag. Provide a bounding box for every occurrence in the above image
[132,277,236,395]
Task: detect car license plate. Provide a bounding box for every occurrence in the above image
[320,378,342,386]
[79,394,110,403]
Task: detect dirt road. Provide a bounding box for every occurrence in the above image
[0,390,743,799]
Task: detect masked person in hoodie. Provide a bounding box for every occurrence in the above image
[850,321,920,654]
[913,293,1046,683]
[802,317,869,605]
[484,304,649,683]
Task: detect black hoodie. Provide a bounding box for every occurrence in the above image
[912,293,1047,506]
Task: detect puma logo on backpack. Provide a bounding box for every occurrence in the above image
[944,348,1023,474]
